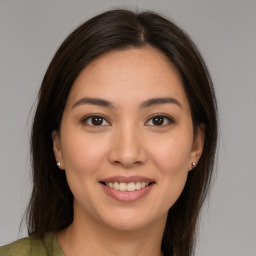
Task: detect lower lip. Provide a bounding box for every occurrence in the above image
[101,183,154,202]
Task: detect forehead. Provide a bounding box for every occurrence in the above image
[66,46,189,110]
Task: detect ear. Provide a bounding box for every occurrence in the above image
[189,124,205,171]
[52,130,65,170]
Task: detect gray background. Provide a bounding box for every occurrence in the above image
[0,0,255,255]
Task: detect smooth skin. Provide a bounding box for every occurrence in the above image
[52,46,204,256]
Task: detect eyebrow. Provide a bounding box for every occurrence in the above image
[139,97,182,108]
[72,97,182,109]
[72,97,115,109]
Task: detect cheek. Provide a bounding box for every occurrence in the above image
[60,130,109,209]
[149,134,193,206]
[60,129,107,178]
[157,144,190,191]
[150,133,193,174]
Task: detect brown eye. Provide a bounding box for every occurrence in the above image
[91,116,104,125]
[152,116,164,125]
[82,115,110,126]
[146,115,174,126]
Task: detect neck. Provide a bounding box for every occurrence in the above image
[57,210,166,256]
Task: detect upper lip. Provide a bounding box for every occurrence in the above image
[100,175,155,183]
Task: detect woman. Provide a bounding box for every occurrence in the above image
[0,9,218,256]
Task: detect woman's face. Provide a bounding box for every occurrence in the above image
[52,47,204,232]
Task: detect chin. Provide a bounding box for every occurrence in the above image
[97,207,167,233]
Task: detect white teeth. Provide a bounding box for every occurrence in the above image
[105,181,150,191]
[119,183,127,191]
[135,182,142,190]
[127,182,135,192]
[113,182,119,190]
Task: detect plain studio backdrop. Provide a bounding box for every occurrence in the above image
[0,0,255,255]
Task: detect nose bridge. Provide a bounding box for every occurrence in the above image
[109,121,146,167]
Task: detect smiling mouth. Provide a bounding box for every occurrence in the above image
[100,181,153,192]
[100,176,155,202]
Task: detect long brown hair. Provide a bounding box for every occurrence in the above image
[27,9,218,256]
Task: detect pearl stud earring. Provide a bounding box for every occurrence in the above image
[57,162,61,167]
[191,162,196,168]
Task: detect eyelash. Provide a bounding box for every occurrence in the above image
[81,114,175,127]
[145,114,175,127]
[81,114,111,127]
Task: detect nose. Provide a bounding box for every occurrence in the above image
[108,125,147,168]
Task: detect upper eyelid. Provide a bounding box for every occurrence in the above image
[145,113,175,123]
[81,113,175,125]
[81,114,111,125]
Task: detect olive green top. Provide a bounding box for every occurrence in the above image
[0,233,65,256]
